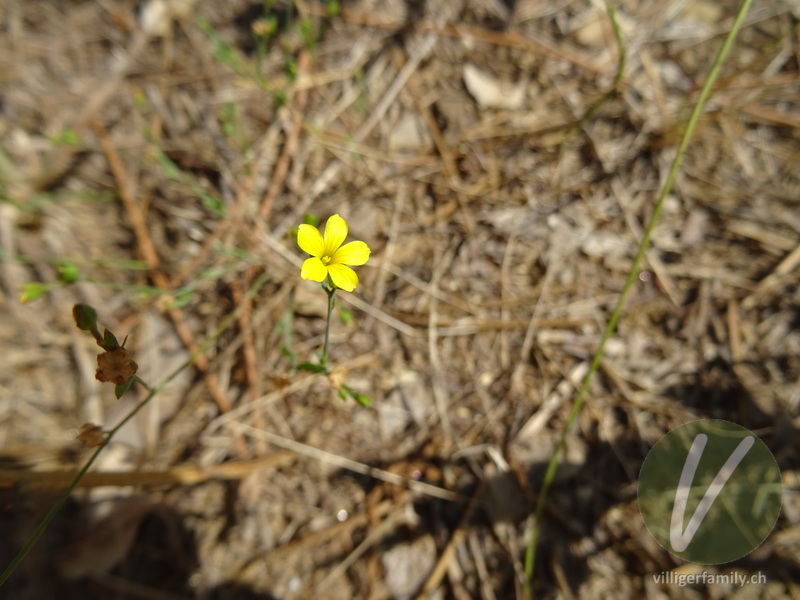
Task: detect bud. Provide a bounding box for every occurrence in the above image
[72,304,98,331]
[20,282,48,303]
[57,261,79,284]
[77,423,106,448]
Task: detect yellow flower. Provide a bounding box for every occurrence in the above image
[297,214,371,292]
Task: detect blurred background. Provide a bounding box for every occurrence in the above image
[0,0,798,598]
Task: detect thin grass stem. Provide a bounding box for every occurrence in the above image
[523,0,755,595]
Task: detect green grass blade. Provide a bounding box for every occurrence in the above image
[523,0,756,595]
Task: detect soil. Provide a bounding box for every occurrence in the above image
[0,0,798,598]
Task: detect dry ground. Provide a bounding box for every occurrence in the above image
[0,0,799,598]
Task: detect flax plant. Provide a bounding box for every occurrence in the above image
[0,275,270,588]
[296,214,372,405]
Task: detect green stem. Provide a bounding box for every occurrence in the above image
[523,0,755,595]
[321,286,335,369]
[0,271,271,588]
[0,389,155,588]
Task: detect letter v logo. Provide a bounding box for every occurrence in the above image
[638,419,782,564]
[669,434,754,552]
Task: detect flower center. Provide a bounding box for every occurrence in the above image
[321,255,332,265]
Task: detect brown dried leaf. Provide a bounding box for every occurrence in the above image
[95,348,138,386]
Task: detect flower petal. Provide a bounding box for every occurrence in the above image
[327,263,359,292]
[332,241,371,266]
[297,224,324,257]
[322,214,348,257]
[301,257,328,282]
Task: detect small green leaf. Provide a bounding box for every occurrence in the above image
[102,329,120,350]
[153,148,181,180]
[339,308,353,326]
[134,285,163,302]
[115,375,136,399]
[354,394,371,407]
[296,362,328,374]
[338,384,372,407]
[168,291,193,309]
